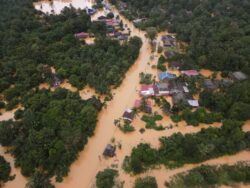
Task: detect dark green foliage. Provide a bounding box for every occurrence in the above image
[139,73,153,84]
[181,107,222,126]
[0,88,101,181]
[0,0,142,111]
[153,97,171,114]
[95,168,118,188]
[0,101,6,109]
[123,143,159,174]
[119,0,250,73]
[141,114,165,131]
[165,163,250,188]
[124,120,250,173]
[119,122,135,133]
[0,155,11,183]
[170,114,181,123]
[159,120,246,165]
[157,55,166,71]
[199,81,250,121]
[26,171,55,188]
[135,176,158,188]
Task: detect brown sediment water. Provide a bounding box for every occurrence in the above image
[38,83,50,90]
[243,120,250,132]
[60,80,78,92]
[2,1,247,188]
[0,107,27,188]
[0,147,27,188]
[33,0,95,14]
[84,37,95,45]
[53,5,153,187]
[0,108,19,121]
[149,150,250,188]
[200,69,222,80]
[79,85,98,100]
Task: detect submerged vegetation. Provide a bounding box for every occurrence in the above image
[135,176,158,188]
[0,88,101,182]
[95,168,118,188]
[0,0,142,111]
[165,163,250,188]
[0,155,12,185]
[0,0,142,186]
[123,120,250,174]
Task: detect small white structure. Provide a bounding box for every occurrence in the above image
[188,100,199,107]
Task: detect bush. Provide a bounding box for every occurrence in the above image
[135,176,158,188]
[0,155,11,183]
[96,168,118,188]
[119,123,135,133]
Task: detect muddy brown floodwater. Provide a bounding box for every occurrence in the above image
[33,0,95,14]
[0,108,27,188]
[1,1,249,188]
[54,4,153,188]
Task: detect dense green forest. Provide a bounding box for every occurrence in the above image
[200,81,250,121]
[123,120,250,174]
[0,0,143,186]
[0,0,142,111]
[0,155,12,185]
[0,88,101,182]
[115,0,250,72]
[165,163,250,187]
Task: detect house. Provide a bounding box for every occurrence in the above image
[172,92,187,106]
[164,51,176,59]
[134,99,152,114]
[86,8,96,15]
[168,60,184,70]
[122,109,134,122]
[159,72,177,81]
[203,79,219,90]
[103,144,116,157]
[187,100,199,107]
[162,35,176,47]
[106,19,120,27]
[133,18,143,24]
[229,71,247,81]
[169,80,189,94]
[97,16,107,21]
[220,79,234,88]
[181,70,199,77]
[74,32,94,39]
[155,83,170,96]
[118,34,128,41]
[183,86,189,93]
[52,75,62,88]
[140,84,155,97]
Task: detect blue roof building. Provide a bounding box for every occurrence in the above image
[159,72,177,81]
